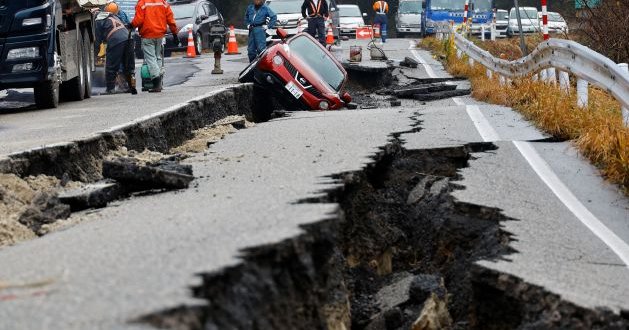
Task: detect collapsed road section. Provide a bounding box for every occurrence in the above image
[141,138,629,330]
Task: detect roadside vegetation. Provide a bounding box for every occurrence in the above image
[420,36,629,193]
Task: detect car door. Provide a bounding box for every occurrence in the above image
[196,1,211,48]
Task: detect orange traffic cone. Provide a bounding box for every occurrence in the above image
[185,28,196,58]
[226,25,240,55]
[326,23,334,45]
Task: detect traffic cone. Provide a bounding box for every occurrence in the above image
[226,25,240,55]
[185,28,196,58]
[326,23,334,45]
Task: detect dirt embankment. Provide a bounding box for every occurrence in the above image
[0,115,254,249]
[0,174,78,246]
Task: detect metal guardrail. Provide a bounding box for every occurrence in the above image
[449,30,629,123]
[233,28,249,36]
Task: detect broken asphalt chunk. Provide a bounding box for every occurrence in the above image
[413,89,471,101]
[393,83,457,98]
[400,56,419,68]
[58,181,122,211]
[103,157,194,191]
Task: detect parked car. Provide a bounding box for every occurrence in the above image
[544,11,569,35]
[266,0,339,43]
[239,29,351,111]
[338,4,366,38]
[164,0,225,57]
[396,0,422,37]
[495,9,509,38]
[266,0,302,40]
[507,7,539,37]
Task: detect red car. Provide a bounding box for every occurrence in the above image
[239,29,352,111]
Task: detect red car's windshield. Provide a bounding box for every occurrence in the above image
[288,35,345,91]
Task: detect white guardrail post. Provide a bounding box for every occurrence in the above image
[559,71,570,93]
[620,63,629,125]
[451,32,629,119]
[576,79,589,108]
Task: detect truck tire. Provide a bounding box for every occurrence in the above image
[61,30,86,101]
[34,80,60,109]
[82,29,93,99]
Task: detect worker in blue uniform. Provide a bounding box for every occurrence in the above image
[245,0,277,62]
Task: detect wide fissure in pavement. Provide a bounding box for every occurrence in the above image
[137,136,629,329]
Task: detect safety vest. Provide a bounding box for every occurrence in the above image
[106,17,126,40]
[374,1,388,14]
[307,0,323,17]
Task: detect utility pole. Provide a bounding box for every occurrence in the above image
[513,0,528,55]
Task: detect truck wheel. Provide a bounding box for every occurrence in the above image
[82,29,93,99]
[61,31,86,101]
[34,80,60,109]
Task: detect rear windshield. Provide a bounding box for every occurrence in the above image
[172,4,196,19]
[268,1,302,14]
[289,35,344,91]
[399,1,421,14]
[339,6,361,17]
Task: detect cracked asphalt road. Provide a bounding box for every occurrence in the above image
[0,53,246,156]
[0,39,628,329]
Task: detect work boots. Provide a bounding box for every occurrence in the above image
[148,76,162,93]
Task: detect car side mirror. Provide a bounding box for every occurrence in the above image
[362,13,368,17]
[341,92,352,104]
[421,1,426,9]
[197,14,209,23]
[276,28,288,41]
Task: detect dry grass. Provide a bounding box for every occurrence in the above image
[420,36,629,192]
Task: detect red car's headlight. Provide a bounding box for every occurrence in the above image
[273,55,284,66]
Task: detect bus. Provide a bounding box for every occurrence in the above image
[421,0,494,35]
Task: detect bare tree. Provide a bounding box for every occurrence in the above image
[578,0,629,63]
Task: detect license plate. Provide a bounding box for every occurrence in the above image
[285,81,303,99]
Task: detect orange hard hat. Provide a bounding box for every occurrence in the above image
[104,2,119,14]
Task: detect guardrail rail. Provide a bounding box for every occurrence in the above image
[444,29,629,125]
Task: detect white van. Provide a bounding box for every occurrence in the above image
[396,0,422,37]
[266,0,303,39]
[507,7,539,37]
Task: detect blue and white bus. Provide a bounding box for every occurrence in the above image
[421,0,494,35]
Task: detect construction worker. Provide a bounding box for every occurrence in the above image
[131,0,178,93]
[95,2,135,94]
[301,0,329,45]
[373,0,389,43]
[245,0,277,62]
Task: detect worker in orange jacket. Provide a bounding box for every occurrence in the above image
[372,0,389,43]
[131,0,178,92]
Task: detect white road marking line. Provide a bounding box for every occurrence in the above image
[453,97,500,142]
[514,141,629,267]
[409,41,437,79]
[454,98,629,268]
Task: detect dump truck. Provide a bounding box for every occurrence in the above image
[0,0,106,109]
